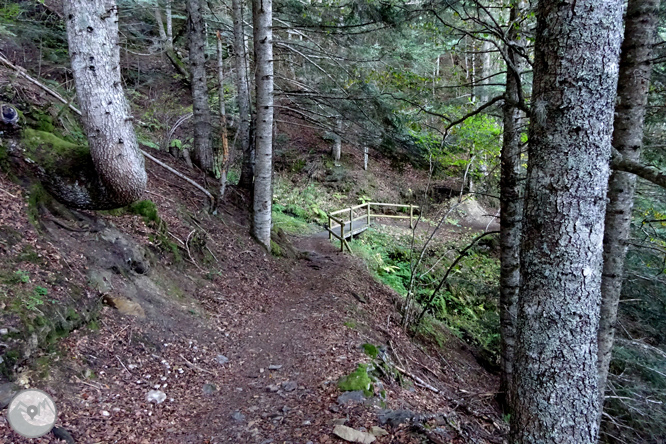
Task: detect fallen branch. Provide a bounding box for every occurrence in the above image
[179,353,216,376]
[394,365,440,393]
[141,149,214,206]
[0,54,214,206]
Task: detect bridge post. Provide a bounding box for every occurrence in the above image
[328,214,332,241]
[340,221,344,252]
[366,203,370,226]
[349,207,353,242]
[410,204,414,229]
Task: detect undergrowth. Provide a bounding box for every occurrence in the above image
[350,226,501,362]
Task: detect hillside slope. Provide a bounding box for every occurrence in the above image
[0,135,503,443]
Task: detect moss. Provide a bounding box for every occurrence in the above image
[362,343,379,359]
[338,363,374,397]
[0,141,9,173]
[270,240,282,257]
[87,319,100,331]
[22,128,89,172]
[128,200,160,225]
[26,183,52,228]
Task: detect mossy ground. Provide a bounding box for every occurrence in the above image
[338,363,375,397]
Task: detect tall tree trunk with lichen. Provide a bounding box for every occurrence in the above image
[186,0,213,173]
[233,0,253,190]
[217,31,229,198]
[510,0,623,442]
[498,1,525,412]
[165,0,173,49]
[251,0,273,249]
[60,0,146,210]
[597,0,661,422]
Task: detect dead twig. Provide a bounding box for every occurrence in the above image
[115,355,133,375]
[179,353,216,376]
[0,187,17,198]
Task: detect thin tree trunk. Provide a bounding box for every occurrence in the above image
[251,0,273,249]
[165,0,173,50]
[155,7,167,44]
[480,40,492,103]
[364,146,368,171]
[332,117,341,162]
[510,0,624,442]
[186,0,214,172]
[498,1,524,413]
[62,0,146,209]
[597,0,660,420]
[233,0,253,190]
[217,31,229,198]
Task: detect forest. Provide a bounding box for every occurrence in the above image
[0,0,665,442]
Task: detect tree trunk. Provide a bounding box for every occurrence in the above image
[165,0,173,50]
[233,0,253,190]
[598,0,660,420]
[364,146,368,171]
[155,7,167,44]
[62,0,146,209]
[186,0,213,172]
[332,117,341,162]
[251,0,273,249]
[498,1,524,412]
[480,40,492,103]
[217,31,229,198]
[510,0,623,442]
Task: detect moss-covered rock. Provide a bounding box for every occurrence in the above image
[338,363,375,397]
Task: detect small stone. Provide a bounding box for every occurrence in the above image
[337,390,366,405]
[146,390,166,404]
[202,383,217,395]
[267,384,279,392]
[268,364,282,370]
[370,426,388,437]
[281,381,297,392]
[302,420,312,426]
[0,328,8,335]
[52,427,75,444]
[332,418,347,426]
[101,410,110,417]
[332,424,376,443]
[231,410,245,422]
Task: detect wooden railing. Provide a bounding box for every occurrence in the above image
[325,202,419,252]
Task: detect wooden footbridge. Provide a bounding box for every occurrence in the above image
[326,203,419,252]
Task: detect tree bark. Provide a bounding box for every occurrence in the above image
[598,0,660,421]
[498,0,524,413]
[510,0,624,442]
[332,117,341,162]
[251,0,273,249]
[217,31,229,198]
[233,0,253,190]
[155,6,167,44]
[62,0,146,209]
[165,0,173,50]
[186,0,213,172]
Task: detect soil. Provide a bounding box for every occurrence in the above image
[0,148,505,443]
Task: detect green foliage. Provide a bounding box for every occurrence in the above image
[14,270,30,284]
[338,363,375,397]
[351,226,500,361]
